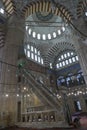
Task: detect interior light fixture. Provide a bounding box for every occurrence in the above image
[24,87,26,90]
[5,94,9,97]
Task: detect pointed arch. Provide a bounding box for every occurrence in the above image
[21,0,73,23]
[45,42,75,66]
[2,0,16,17]
[77,0,87,18]
[0,28,5,48]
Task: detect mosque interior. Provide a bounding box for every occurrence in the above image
[0,0,87,128]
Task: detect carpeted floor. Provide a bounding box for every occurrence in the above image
[0,126,87,130]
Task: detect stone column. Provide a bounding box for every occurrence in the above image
[35,113,38,122]
[45,113,49,122]
[29,114,32,122]
[75,38,87,85]
[0,14,24,125]
[79,95,87,112]
[25,114,27,122]
[41,113,44,122]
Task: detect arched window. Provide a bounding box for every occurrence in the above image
[37,34,41,39]
[56,51,79,69]
[66,77,71,87]
[28,28,32,35]
[0,1,5,15]
[48,34,51,39]
[42,34,46,40]
[57,76,66,87]
[77,70,85,85]
[58,30,61,35]
[0,8,4,14]
[32,32,36,38]
[24,44,44,65]
[53,32,57,38]
[27,22,66,41]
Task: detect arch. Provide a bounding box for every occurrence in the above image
[55,50,79,70]
[0,28,5,48]
[2,0,16,16]
[45,42,75,66]
[55,49,76,62]
[77,0,87,18]
[21,0,73,22]
[0,1,6,48]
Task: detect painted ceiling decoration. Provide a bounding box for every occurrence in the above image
[21,0,73,23]
[2,0,16,16]
[77,0,87,18]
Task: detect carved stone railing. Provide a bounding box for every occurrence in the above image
[21,110,56,123]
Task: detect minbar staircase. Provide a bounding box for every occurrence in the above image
[17,68,68,128]
[22,68,62,110]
